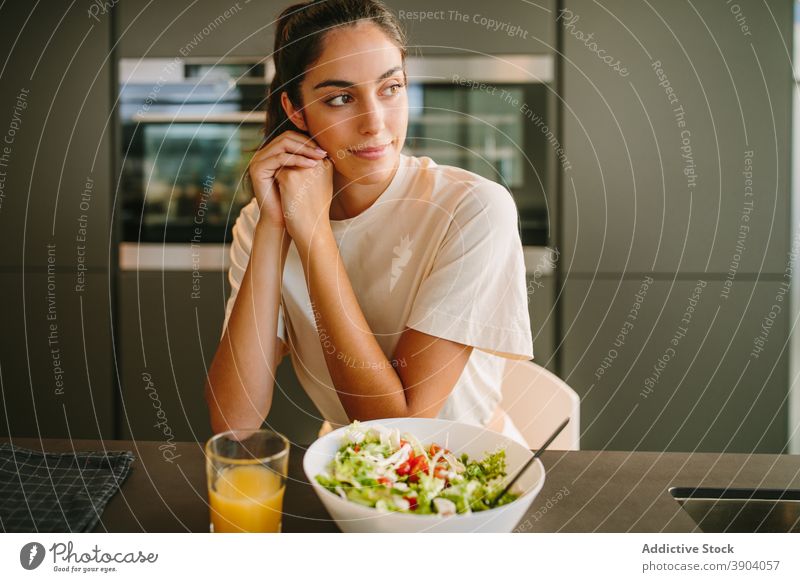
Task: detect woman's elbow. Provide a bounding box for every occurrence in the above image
[204,378,269,436]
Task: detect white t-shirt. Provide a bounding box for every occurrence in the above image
[222,153,534,439]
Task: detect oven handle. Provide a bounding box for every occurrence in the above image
[131,111,265,124]
[119,243,554,273]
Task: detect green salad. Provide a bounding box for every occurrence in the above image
[315,421,519,516]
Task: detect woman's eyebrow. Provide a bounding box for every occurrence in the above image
[312,66,403,90]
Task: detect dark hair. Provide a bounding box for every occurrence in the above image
[261,0,407,145]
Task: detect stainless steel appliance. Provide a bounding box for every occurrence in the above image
[404,54,553,246]
[670,487,800,533]
[118,57,269,251]
[117,54,554,270]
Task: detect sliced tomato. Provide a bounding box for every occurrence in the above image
[403,496,418,511]
[377,476,392,486]
[407,456,429,483]
[395,461,411,476]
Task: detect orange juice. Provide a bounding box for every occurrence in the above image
[209,465,285,533]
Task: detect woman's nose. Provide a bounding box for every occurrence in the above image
[358,96,385,135]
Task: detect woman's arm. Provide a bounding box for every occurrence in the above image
[295,227,473,422]
[205,221,291,434]
[205,128,326,434]
[273,158,472,422]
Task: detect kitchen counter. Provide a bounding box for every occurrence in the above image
[2,437,799,532]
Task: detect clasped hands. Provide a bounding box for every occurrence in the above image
[247,130,334,245]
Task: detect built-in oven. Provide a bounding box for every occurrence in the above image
[118,57,269,248]
[117,54,553,270]
[404,54,553,246]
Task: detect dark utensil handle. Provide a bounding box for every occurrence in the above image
[487,417,570,507]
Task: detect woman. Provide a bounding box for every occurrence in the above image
[205,0,534,446]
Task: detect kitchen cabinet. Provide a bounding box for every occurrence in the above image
[560,0,792,275]
[0,2,112,270]
[116,0,283,58]
[529,272,556,372]
[383,0,555,55]
[527,259,558,373]
[560,277,788,453]
[0,273,114,439]
[117,270,322,444]
[116,0,556,59]
[0,4,115,440]
[557,0,794,452]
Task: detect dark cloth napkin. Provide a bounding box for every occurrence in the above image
[0,442,135,533]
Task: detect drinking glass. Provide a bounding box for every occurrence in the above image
[205,429,290,533]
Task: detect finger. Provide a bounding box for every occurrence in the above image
[249,150,316,172]
[258,130,317,152]
[281,130,324,150]
[283,141,328,159]
[273,131,327,154]
[279,134,328,158]
[253,152,319,174]
[253,138,326,166]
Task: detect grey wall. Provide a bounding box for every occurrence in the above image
[557,0,793,452]
[0,3,114,439]
[115,0,555,57]
[117,270,323,445]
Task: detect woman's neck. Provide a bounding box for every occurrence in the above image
[329,158,400,221]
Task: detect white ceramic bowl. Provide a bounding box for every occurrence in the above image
[302,417,545,533]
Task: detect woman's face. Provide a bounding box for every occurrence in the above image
[284,21,408,186]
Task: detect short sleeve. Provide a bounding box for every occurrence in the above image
[405,183,534,360]
[221,198,287,345]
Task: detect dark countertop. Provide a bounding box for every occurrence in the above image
[2,437,799,532]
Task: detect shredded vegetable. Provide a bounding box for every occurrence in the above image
[315,421,520,515]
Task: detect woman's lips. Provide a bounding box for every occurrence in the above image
[351,141,392,160]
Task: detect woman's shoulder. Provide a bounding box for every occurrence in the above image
[406,154,517,219]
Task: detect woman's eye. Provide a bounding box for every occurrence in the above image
[383,83,405,96]
[326,94,352,107]
[325,83,405,107]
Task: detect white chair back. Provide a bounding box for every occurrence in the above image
[500,359,580,450]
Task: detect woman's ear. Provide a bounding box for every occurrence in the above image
[280,91,308,133]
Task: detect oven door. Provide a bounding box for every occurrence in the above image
[404,82,550,245]
[404,55,554,246]
[120,117,262,245]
